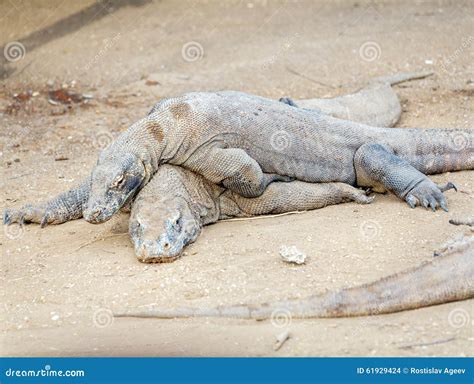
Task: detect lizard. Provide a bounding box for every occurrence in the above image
[114,227,474,319]
[2,71,431,228]
[2,73,404,228]
[129,164,374,263]
[4,73,471,226]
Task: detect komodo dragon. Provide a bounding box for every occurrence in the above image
[5,74,472,226]
[115,227,474,319]
[130,164,374,262]
[3,71,434,227]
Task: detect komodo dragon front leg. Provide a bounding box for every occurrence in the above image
[354,143,456,211]
[181,146,294,198]
[3,178,90,227]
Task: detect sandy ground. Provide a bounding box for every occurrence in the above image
[1,0,473,357]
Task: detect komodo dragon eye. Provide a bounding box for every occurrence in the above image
[111,174,125,189]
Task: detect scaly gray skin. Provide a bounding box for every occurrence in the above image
[3,178,91,227]
[449,216,474,227]
[81,90,471,222]
[4,75,472,225]
[280,71,433,127]
[114,231,474,319]
[3,72,421,227]
[130,165,373,263]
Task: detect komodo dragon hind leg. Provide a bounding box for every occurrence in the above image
[3,178,90,227]
[354,143,456,212]
[183,147,294,198]
[220,181,374,218]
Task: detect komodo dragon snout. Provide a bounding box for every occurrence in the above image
[84,152,147,224]
[130,196,201,263]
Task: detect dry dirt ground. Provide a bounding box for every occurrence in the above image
[1,0,473,357]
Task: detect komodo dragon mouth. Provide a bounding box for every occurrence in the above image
[136,254,181,264]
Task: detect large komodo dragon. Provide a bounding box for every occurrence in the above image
[116,223,474,319]
[130,164,374,262]
[5,71,471,227]
[3,72,434,226]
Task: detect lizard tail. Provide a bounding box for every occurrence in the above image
[387,128,474,174]
[113,237,473,320]
[373,71,433,86]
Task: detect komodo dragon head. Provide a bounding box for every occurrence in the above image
[128,165,219,263]
[84,152,149,223]
[130,195,203,263]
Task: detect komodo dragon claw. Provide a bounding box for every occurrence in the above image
[437,182,458,193]
[405,179,457,212]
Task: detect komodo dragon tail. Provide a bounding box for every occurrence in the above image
[389,127,474,175]
[114,234,473,320]
[372,70,434,85]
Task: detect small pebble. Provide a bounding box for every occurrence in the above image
[279,245,307,265]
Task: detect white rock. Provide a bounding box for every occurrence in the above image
[279,245,306,265]
[274,330,290,351]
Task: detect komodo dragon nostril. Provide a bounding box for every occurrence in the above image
[163,242,171,250]
[90,210,100,219]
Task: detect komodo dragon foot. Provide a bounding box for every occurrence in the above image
[354,143,458,212]
[4,205,53,227]
[405,180,457,212]
[3,178,90,227]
